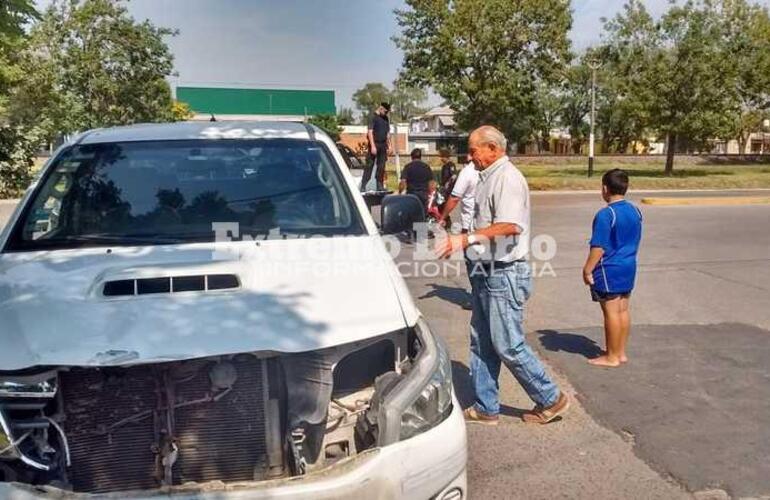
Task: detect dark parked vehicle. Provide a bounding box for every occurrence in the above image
[336,143,365,169]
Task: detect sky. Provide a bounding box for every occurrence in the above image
[34,0,770,113]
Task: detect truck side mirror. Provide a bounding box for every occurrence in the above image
[380,194,425,235]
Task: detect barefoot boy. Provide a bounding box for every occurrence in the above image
[582,169,643,367]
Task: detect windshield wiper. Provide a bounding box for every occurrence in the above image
[64,234,194,245]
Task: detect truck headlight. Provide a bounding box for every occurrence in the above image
[378,317,454,445]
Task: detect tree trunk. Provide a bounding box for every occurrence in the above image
[738,134,749,155]
[664,133,676,176]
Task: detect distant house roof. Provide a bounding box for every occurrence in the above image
[438,115,456,127]
[422,105,455,117]
[176,87,336,117]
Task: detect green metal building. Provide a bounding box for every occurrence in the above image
[176,87,335,120]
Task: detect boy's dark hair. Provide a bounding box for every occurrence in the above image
[410,148,422,160]
[602,168,629,195]
[438,148,451,158]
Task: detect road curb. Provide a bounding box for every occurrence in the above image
[641,196,770,206]
[532,188,770,195]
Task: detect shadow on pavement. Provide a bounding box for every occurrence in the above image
[451,360,475,409]
[420,283,472,308]
[537,329,604,360]
[533,323,770,497]
[451,360,527,418]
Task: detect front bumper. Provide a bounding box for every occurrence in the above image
[1,396,467,500]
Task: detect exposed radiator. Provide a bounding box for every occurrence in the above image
[60,355,272,494]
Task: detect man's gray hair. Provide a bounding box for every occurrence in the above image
[472,125,508,152]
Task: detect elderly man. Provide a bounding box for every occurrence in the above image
[438,125,569,425]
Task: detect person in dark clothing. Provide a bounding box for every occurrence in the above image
[360,102,392,192]
[398,148,433,208]
[438,148,457,196]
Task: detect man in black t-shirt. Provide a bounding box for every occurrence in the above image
[360,102,392,192]
[398,148,433,208]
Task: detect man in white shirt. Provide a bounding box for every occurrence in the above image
[439,156,479,234]
[438,156,479,310]
[437,125,569,426]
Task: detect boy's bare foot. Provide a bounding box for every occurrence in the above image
[620,355,629,363]
[588,355,621,367]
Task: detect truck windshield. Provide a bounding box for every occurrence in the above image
[6,139,365,250]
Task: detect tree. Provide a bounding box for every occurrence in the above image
[531,84,561,153]
[0,126,41,198]
[394,0,572,144]
[336,106,355,125]
[390,79,427,122]
[0,0,39,198]
[560,60,592,154]
[721,0,770,153]
[308,114,343,142]
[352,82,392,124]
[10,0,178,142]
[600,0,735,174]
[0,0,38,115]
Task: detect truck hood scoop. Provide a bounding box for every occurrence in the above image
[102,274,240,297]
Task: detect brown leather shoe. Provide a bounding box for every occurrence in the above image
[521,392,570,424]
[463,407,499,426]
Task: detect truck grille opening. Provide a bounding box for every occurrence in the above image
[59,355,273,494]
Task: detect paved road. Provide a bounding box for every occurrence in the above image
[405,190,770,499]
[2,190,769,498]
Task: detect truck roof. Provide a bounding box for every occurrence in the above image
[76,121,318,144]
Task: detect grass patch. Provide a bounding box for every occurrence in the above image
[383,158,770,191]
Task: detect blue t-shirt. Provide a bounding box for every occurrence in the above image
[589,200,643,293]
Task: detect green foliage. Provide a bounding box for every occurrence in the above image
[0,0,37,115]
[531,84,562,153]
[390,79,427,122]
[336,106,355,125]
[559,61,592,153]
[170,100,194,122]
[0,0,39,197]
[308,114,343,142]
[598,0,739,171]
[0,0,38,48]
[352,82,392,123]
[352,80,427,124]
[394,0,572,144]
[10,0,178,142]
[0,126,40,198]
[720,0,770,152]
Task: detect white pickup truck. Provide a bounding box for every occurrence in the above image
[0,121,467,499]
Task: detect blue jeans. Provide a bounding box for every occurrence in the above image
[468,261,559,414]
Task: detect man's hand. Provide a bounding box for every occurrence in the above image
[582,268,595,286]
[370,144,377,156]
[436,233,468,259]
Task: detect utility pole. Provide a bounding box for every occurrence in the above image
[588,59,600,177]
